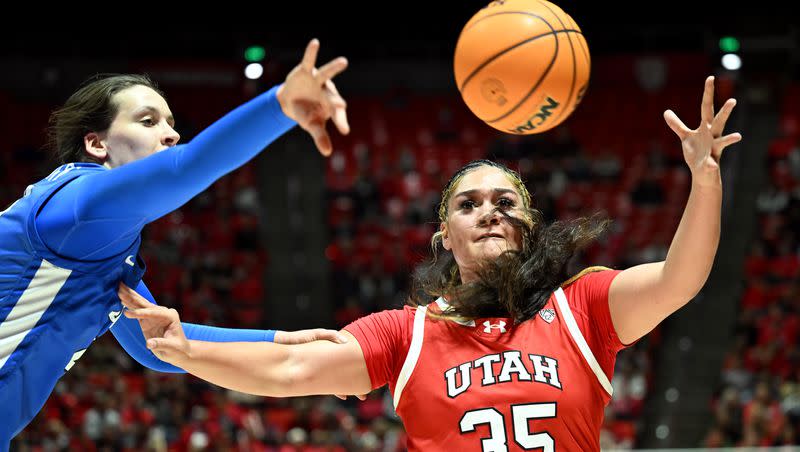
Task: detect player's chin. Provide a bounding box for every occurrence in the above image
[477,242,512,260]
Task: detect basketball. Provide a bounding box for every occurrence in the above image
[454,0,590,135]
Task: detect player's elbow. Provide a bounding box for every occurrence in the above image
[671,280,706,308]
[659,270,709,309]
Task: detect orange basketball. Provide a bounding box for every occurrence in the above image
[454,0,590,135]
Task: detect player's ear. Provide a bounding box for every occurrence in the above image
[441,223,451,251]
[84,132,109,163]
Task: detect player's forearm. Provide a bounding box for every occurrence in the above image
[169,337,369,397]
[182,323,276,343]
[38,87,297,260]
[172,340,299,397]
[661,180,722,302]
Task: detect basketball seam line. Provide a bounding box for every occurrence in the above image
[459,13,559,93]
[484,30,566,124]
[535,0,578,128]
[461,10,551,35]
[575,24,591,70]
[459,28,583,96]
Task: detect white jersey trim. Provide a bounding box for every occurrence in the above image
[434,297,475,327]
[553,287,614,397]
[0,259,71,370]
[393,305,427,408]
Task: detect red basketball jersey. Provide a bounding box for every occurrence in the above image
[345,270,626,452]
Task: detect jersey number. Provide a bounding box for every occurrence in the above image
[459,403,556,451]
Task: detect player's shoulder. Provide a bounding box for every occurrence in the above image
[560,266,614,289]
[34,163,104,187]
[360,305,417,325]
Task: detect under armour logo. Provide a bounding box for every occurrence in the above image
[125,255,135,266]
[539,309,556,324]
[483,320,507,333]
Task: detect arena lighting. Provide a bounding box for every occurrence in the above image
[721,53,742,71]
[719,36,740,53]
[245,63,264,80]
[244,45,266,62]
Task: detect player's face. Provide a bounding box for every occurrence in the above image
[442,165,524,282]
[101,85,180,168]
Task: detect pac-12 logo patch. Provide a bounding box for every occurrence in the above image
[539,309,556,324]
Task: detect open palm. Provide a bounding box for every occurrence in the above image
[664,76,742,187]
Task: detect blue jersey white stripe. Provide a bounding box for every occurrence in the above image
[0,164,144,446]
[0,259,71,369]
[0,87,293,448]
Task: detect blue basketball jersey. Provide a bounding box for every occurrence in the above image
[0,86,295,449]
[0,163,145,443]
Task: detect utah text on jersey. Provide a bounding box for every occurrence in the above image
[446,351,562,398]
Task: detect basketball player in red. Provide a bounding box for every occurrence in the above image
[118,76,741,451]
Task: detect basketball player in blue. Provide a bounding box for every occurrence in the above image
[0,39,349,449]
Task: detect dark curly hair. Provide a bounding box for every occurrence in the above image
[409,159,610,323]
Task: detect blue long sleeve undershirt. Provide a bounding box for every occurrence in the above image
[110,281,276,373]
[34,86,293,371]
[37,86,295,260]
